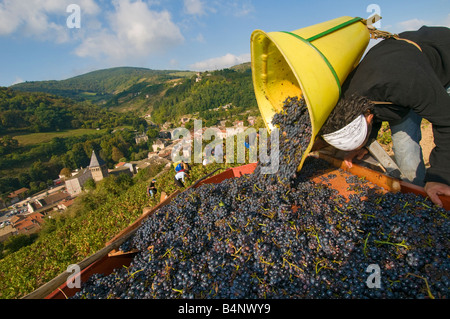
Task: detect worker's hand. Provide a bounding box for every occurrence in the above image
[343,148,369,168]
[424,182,450,208]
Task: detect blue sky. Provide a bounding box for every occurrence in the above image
[0,0,449,87]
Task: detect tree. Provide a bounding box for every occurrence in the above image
[29,161,46,181]
[3,234,38,255]
[185,120,194,130]
[146,128,159,139]
[60,168,72,179]
[69,143,89,169]
[0,136,19,155]
[111,146,124,163]
[18,173,31,186]
[83,178,96,191]
[83,140,99,157]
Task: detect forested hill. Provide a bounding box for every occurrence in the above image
[9,64,257,120]
[1,63,258,199]
[0,86,148,198]
[150,65,258,124]
[0,87,141,134]
[10,67,196,105]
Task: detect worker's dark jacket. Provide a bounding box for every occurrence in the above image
[341,26,450,185]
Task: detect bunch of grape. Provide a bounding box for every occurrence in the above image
[72,97,449,299]
[253,96,312,186]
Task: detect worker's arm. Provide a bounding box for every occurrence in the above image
[384,58,450,188]
[343,148,369,168]
[424,182,450,207]
[410,84,450,188]
[395,81,450,207]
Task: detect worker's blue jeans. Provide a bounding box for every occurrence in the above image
[390,86,450,186]
[390,110,426,187]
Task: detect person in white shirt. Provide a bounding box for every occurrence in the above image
[174,170,189,188]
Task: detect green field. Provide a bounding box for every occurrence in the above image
[13,128,108,146]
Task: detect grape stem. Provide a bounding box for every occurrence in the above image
[406,273,435,299]
[373,239,409,249]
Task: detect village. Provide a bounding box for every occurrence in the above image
[0,113,257,243]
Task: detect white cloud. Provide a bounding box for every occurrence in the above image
[189,53,250,71]
[231,1,254,17]
[444,13,450,27]
[181,0,253,21]
[396,18,428,31]
[183,0,205,16]
[0,0,99,42]
[194,33,205,43]
[395,15,450,33]
[213,0,254,17]
[75,0,184,62]
[11,76,24,86]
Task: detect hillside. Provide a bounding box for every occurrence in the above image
[0,160,235,298]
[0,87,148,198]
[10,64,257,118]
[150,66,257,124]
[1,63,260,200]
[0,87,142,134]
[10,67,196,108]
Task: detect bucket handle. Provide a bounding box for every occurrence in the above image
[306,17,363,42]
[279,17,369,99]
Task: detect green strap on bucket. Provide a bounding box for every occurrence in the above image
[281,17,363,98]
[306,17,363,42]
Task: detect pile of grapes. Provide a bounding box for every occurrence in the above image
[73,97,449,299]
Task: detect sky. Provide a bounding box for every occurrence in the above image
[0,0,449,87]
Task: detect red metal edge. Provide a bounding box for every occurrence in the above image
[400,180,450,210]
[316,152,450,210]
[45,253,136,299]
[45,164,259,299]
[194,163,258,188]
[45,158,449,299]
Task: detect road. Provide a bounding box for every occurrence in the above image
[0,184,67,224]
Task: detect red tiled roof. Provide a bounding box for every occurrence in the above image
[12,213,44,233]
[60,199,75,208]
[115,162,126,168]
[8,188,29,198]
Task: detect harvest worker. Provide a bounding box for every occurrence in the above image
[147,179,157,198]
[175,161,184,173]
[319,25,450,207]
[174,170,189,188]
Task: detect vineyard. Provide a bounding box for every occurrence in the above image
[70,97,449,299]
[0,161,234,299]
[0,97,448,299]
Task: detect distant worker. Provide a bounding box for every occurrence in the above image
[318,26,450,207]
[147,179,157,198]
[202,149,215,166]
[182,161,191,174]
[175,161,184,173]
[174,170,189,188]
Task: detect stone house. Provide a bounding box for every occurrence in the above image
[65,168,93,196]
[152,139,166,153]
[89,150,108,182]
[8,188,29,204]
[0,224,17,242]
[27,192,70,214]
[135,133,149,144]
[10,212,44,235]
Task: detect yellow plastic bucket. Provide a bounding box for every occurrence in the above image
[251,16,370,171]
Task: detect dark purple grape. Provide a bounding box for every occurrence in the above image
[72,96,449,300]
